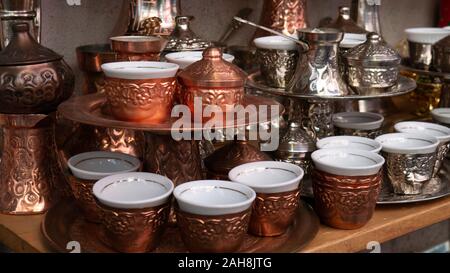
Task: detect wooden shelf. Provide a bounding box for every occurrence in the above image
[1,196,449,253]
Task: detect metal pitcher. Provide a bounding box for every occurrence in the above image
[126,0,179,35]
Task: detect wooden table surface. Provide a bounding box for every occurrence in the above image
[1,196,449,253]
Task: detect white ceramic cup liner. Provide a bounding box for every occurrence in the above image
[253,35,298,51]
[93,172,174,209]
[394,121,450,143]
[228,161,304,194]
[110,35,162,43]
[311,148,385,176]
[375,133,440,154]
[431,108,450,125]
[316,136,382,153]
[173,180,256,216]
[332,112,384,130]
[101,61,179,80]
[340,33,366,48]
[165,51,235,69]
[405,28,450,44]
[68,151,141,180]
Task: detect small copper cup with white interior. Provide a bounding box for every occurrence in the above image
[110,36,168,61]
[174,180,256,253]
[311,149,385,229]
[67,151,141,223]
[101,61,179,123]
[229,161,304,237]
[93,172,174,253]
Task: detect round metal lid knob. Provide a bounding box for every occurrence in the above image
[203,47,223,59]
[367,32,381,42]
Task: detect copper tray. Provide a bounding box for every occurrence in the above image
[301,160,450,204]
[57,93,283,133]
[42,200,319,253]
[247,72,417,100]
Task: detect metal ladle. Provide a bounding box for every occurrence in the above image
[233,16,309,51]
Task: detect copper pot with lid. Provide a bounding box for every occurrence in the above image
[178,47,247,120]
[0,23,74,114]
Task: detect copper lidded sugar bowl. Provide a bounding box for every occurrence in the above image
[178,47,247,120]
[344,32,401,95]
[0,23,74,114]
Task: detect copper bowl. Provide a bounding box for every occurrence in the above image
[249,189,300,236]
[110,36,168,61]
[98,202,170,253]
[176,208,252,253]
[67,175,100,223]
[312,169,382,229]
[101,61,179,123]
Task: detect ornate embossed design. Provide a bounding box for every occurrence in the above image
[383,151,437,195]
[249,189,300,236]
[335,126,383,139]
[116,52,161,62]
[0,61,74,113]
[103,77,177,122]
[434,143,450,177]
[256,48,298,88]
[176,208,251,253]
[127,0,178,36]
[182,87,245,112]
[144,133,203,185]
[257,0,308,37]
[312,169,382,229]
[67,176,100,223]
[0,114,64,214]
[348,66,399,88]
[98,202,170,253]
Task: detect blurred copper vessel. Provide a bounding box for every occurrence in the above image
[254,0,308,38]
[176,208,252,253]
[249,189,300,237]
[67,175,100,223]
[103,77,178,123]
[76,44,117,94]
[0,113,64,214]
[178,47,247,120]
[204,140,272,180]
[110,36,168,61]
[312,169,381,229]
[0,0,41,48]
[0,23,74,114]
[98,201,170,253]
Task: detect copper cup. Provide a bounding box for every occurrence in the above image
[101,61,179,123]
[110,35,168,61]
[249,189,300,236]
[98,202,170,253]
[176,208,252,253]
[312,169,382,229]
[67,175,100,223]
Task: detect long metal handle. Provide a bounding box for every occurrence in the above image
[233,16,309,51]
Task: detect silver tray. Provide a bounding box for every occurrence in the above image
[300,159,450,204]
[247,72,417,100]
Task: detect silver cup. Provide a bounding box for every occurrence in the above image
[408,41,433,70]
[256,48,298,89]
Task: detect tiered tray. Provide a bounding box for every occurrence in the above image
[42,200,319,253]
[247,72,417,100]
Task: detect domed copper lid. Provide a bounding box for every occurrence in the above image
[178,47,247,87]
[0,23,62,66]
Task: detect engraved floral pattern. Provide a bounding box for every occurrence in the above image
[312,170,382,228]
[257,49,298,88]
[253,190,300,217]
[182,87,244,111]
[384,152,437,195]
[348,66,399,88]
[335,127,383,139]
